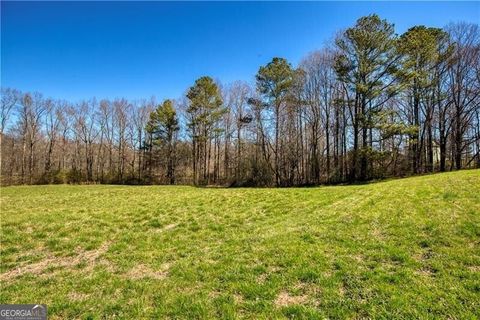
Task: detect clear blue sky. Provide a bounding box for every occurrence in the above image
[1,1,479,102]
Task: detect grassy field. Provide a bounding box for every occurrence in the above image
[1,170,479,319]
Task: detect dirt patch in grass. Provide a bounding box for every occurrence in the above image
[415,268,435,277]
[0,242,111,282]
[256,273,268,284]
[125,263,170,280]
[68,291,90,301]
[233,293,244,304]
[413,248,435,263]
[154,223,178,233]
[208,290,220,298]
[274,291,308,307]
[467,265,480,272]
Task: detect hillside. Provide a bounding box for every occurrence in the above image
[1,170,479,319]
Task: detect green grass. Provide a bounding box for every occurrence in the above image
[1,170,479,319]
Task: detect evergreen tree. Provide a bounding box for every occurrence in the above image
[256,57,295,186]
[186,76,225,185]
[146,99,179,184]
[397,26,452,173]
[335,14,401,180]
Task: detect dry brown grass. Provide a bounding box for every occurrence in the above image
[274,291,308,307]
[0,242,111,282]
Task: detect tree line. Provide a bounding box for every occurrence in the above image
[1,15,479,186]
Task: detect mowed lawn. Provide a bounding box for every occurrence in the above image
[1,170,479,319]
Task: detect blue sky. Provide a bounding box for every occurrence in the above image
[1,1,479,102]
